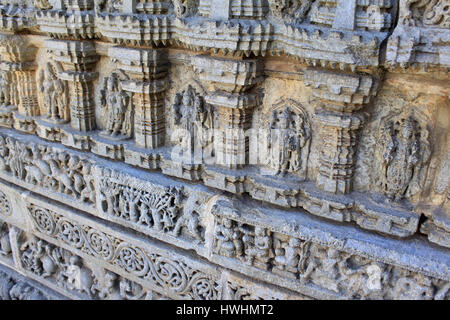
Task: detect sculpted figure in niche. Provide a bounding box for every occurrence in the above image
[300,244,342,293]
[100,72,132,140]
[20,236,57,277]
[172,85,213,164]
[266,101,310,177]
[38,62,68,123]
[63,255,94,297]
[273,237,309,278]
[214,218,243,258]
[379,115,431,201]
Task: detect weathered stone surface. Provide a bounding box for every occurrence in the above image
[0,0,448,300]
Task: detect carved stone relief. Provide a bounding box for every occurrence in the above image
[0,0,447,301]
[173,0,199,17]
[0,270,48,300]
[268,0,314,23]
[0,191,11,217]
[38,61,69,124]
[25,204,221,299]
[209,197,450,299]
[375,111,431,201]
[264,99,311,178]
[0,220,12,257]
[171,85,214,165]
[400,0,450,28]
[97,168,205,243]
[0,134,95,205]
[99,71,132,140]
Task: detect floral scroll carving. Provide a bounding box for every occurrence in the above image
[26,204,220,299]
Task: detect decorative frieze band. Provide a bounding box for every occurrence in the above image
[0,138,448,299]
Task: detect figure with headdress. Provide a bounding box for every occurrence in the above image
[381,116,425,200]
[100,72,132,139]
[38,62,68,123]
[267,107,309,175]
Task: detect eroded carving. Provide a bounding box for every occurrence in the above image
[0,270,47,300]
[0,221,11,257]
[0,135,95,204]
[269,0,314,23]
[265,99,310,177]
[38,62,69,124]
[100,71,132,140]
[377,113,431,200]
[0,191,11,216]
[210,200,450,299]
[400,0,450,28]
[173,0,198,17]
[171,85,214,164]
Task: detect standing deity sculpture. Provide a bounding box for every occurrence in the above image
[171,85,213,164]
[379,115,431,201]
[265,101,310,177]
[100,72,132,140]
[38,62,69,123]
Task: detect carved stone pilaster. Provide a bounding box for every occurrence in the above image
[304,68,378,194]
[109,46,168,150]
[0,35,39,134]
[45,39,99,136]
[193,55,263,170]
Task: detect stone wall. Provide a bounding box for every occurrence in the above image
[0,0,448,300]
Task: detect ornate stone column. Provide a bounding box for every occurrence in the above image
[193,55,263,168]
[107,46,168,167]
[0,35,39,133]
[45,40,99,150]
[304,68,378,194]
[192,55,263,192]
